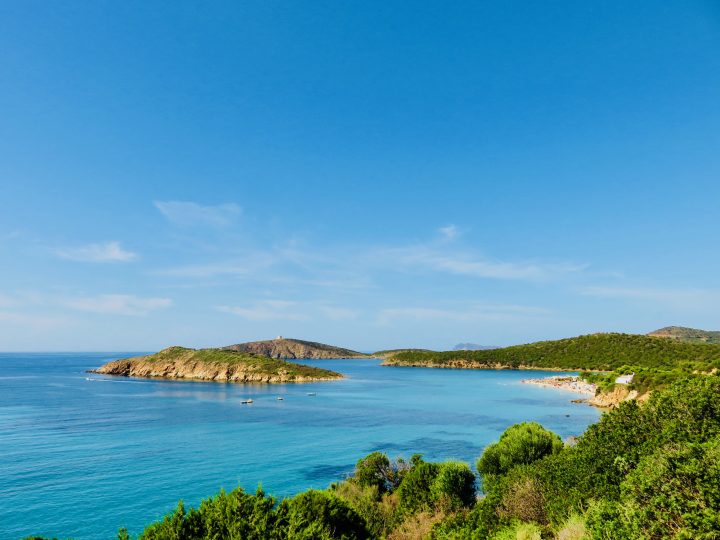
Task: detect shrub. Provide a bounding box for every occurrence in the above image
[397,462,441,514]
[354,452,394,493]
[490,521,542,540]
[619,438,720,538]
[497,474,547,525]
[477,423,563,487]
[285,489,370,540]
[431,461,477,510]
[554,513,587,540]
[332,480,400,538]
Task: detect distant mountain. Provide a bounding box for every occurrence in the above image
[648,326,720,345]
[453,343,498,351]
[222,337,370,359]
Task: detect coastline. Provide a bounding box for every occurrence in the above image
[380,359,607,373]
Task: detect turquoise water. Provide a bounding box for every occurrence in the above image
[0,353,600,539]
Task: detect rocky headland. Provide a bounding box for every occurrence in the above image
[222,337,370,359]
[92,346,343,383]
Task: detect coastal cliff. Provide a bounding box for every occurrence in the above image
[92,346,343,383]
[587,385,650,408]
[223,337,369,359]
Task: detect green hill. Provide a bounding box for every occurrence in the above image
[382,333,720,372]
[648,325,720,344]
[223,337,369,359]
[371,348,435,358]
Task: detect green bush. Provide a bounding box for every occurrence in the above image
[618,438,720,538]
[477,422,563,485]
[490,521,542,540]
[331,481,399,538]
[397,462,441,514]
[139,487,280,540]
[284,489,370,540]
[431,461,477,510]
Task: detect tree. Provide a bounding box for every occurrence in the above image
[284,489,370,540]
[477,423,563,482]
[354,452,394,493]
[431,461,477,510]
[397,462,441,514]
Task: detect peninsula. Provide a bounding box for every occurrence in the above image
[381,333,720,371]
[92,346,343,383]
[222,337,370,359]
[383,333,720,407]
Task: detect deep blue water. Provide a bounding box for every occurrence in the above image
[0,353,600,539]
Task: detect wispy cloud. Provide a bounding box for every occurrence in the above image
[155,201,241,227]
[217,300,308,321]
[438,224,460,240]
[580,286,720,310]
[377,304,550,325]
[217,300,359,322]
[152,255,276,278]
[62,294,172,316]
[56,241,137,262]
[381,245,585,281]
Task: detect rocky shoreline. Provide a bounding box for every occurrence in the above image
[520,375,649,409]
[92,347,344,384]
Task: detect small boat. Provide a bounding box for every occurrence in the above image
[241,399,254,404]
[276,397,284,400]
[306,392,317,396]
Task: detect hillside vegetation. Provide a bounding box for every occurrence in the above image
[372,348,436,358]
[39,377,719,539]
[382,333,720,372]
[93,346,343,383]
[223,338,369,359]
[648,325,720,344]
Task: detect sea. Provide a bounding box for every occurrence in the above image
[0,353,600,539]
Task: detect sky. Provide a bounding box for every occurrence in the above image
[0,1,719,351]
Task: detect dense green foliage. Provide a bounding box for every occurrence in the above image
[31,377,720,539]
[384,333,720,372]
[372,348,435,357]
[385,333,720,397]
[476,423,563,482]
[353,452,423,494]
[436,376,720,539]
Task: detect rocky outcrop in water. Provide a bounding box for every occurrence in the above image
[92,346,343,383]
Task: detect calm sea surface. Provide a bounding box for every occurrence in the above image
[0,353,600,539]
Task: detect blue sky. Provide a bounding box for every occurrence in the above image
[1,1,719,351]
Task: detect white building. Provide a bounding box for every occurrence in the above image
[615,373,635,385]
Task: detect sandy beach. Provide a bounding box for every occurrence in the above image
[521,375,596,395]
